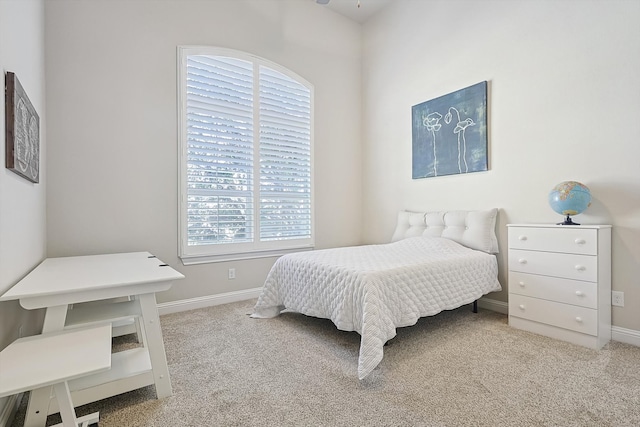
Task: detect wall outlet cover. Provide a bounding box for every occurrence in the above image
[612,291,624,307]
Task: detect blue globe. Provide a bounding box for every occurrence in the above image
[548,181,591,225]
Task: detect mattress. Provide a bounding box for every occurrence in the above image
[251,236,501,379]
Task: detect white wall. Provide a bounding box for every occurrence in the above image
[44,0,363,303]
[362,0,640,330]
[0,0,47,348]
[0,0,46,420]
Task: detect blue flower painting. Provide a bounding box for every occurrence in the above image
[412,82,488,179]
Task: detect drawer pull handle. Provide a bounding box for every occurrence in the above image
[518,259,527,264]
[575,291,584,296]
[519,281,525,287]
[575,238,586,245]
[575,265,586,271]
[575,317,583,323]
[519,304,525,310]
[518,235,527,241]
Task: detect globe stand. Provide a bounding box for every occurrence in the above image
[558,215,580,226]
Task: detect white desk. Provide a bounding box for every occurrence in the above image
[0,252,184,427]
[0,325,112,427]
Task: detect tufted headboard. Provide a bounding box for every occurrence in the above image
[390,208,499,254]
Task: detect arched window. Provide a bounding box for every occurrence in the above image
[178,47,314,264]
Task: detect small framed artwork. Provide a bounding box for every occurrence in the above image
[5,71,40,183]
[412,81,488,179]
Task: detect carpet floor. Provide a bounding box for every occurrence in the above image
[10,299,640,426]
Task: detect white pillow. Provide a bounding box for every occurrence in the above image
[391,208,499,254]
[390,211,427,241]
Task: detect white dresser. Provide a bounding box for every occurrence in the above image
[507,224,612,349]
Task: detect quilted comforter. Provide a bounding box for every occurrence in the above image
[251,236,501,379]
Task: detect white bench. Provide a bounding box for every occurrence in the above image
[0,324,112,427]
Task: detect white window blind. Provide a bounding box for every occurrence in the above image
[178,47,313,263]
[259,66,312,241]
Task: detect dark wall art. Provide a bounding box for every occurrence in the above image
[412,81,488,179]
[5,71,40,183]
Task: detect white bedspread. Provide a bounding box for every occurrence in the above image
[251,237,501,379]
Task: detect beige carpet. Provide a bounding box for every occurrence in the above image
[10,299,640,426]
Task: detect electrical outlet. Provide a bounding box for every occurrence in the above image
[228,268,236,280]
[612,291,624,307]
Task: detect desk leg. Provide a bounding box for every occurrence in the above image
[138,293,172,398]
[24,305,68,427]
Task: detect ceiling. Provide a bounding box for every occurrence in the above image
[319,0,393,24]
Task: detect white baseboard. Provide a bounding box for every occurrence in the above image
[0,394,22,427]
[157,288,262,316]
[478,297,508,314]
[612,325,640,347]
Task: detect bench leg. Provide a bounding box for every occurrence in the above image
[52,382,99,427]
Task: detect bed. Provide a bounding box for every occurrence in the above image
[251,209,502,379]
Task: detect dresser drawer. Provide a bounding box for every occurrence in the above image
[508,249,597,282]
[509,294,598,336]
[508,271,597,309]
[508,227,597,255]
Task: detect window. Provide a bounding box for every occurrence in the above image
[178,47,314,264]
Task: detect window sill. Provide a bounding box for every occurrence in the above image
[179,245,314,265]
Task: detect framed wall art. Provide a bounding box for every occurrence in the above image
[412,81,488,179]
[5,71,40,183]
